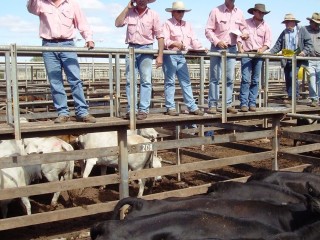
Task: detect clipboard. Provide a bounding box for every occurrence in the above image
[187,49,207,53]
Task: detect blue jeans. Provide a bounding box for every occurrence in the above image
[308,60,320,101]
[125,44,153,113]
[208,44,237,108]
[239,57,263,107]
[42,39,88,117]
[163,54,198,112]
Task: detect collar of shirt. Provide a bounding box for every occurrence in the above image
[222,4,237,13]
[134,6,149,16]
[171,17,186,27]
[250,17,264,27]
[286,28,295,33]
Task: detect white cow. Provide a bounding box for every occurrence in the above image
[23,137,75,206]
[0,140,41,218]
[77,131,162,197]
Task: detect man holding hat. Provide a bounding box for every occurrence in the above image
[270,13,313,104]
[305,13,320,107]
[162,1,206,116]
[237,4,271,112]
[115,0,164,120]
[205,0,249,114]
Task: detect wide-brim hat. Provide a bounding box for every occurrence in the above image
[165,1,191,12]
[307,12,320,24]
[248,4,270,15]
[282,13,300,24]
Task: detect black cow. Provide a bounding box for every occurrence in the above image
[247,171,320,196]
[267,220,320,240]
[111,196,320,232]
[91,210,281,240]
[207,180,306,204]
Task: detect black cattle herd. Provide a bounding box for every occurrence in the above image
[90,169,320,240]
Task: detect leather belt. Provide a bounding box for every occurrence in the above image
[42,38,73,43]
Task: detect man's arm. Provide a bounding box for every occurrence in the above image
[155,37,164,68]
[115,1,133,27]
[27,0,40,15]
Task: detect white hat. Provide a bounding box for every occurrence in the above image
[165,1,191,12]
[282,13,300,24]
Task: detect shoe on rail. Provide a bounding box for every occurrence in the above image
[54,115,70,124]
[76,114,96,123]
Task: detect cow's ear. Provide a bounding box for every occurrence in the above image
[135,200,144,210]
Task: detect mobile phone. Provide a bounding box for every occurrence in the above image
[131,1,136,7]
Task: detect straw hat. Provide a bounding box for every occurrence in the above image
[307,12,320,24]
[165,1,191,12]
[282,13,300,24]
[247,4,270,15]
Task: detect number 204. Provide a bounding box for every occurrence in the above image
[141,144,153,152]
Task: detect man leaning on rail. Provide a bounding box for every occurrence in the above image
[27,0,96,124]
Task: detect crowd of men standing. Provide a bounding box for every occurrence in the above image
[27,0,320,121]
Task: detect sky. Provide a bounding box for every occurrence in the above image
[1,0,320,52]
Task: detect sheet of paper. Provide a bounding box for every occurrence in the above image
[230,29,242,36]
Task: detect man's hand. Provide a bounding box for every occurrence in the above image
[240,33,249,40]
[217,41,228,49]
[128,0,134,9]
[155,56,163,68]
[86,41,95,50]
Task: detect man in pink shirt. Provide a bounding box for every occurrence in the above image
[115,0,164,120]
[27,0,96,123]
[205,0,248,114]
[162,1,206,116]
[237,4,271,112]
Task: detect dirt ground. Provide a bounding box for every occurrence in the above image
[2,134,320,240]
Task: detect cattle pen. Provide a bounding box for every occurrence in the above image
[1,44,320,236]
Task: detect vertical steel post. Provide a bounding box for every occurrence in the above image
[221,50,227,123]
[118,128,129,200]
[5,51,13,124]
[10,44,21,139]
[115,54,120,117]
[129,47,136,130]
[272,116,280,170]
[291,54,297,113]
[108,54,114,117]
[263,58,270,128]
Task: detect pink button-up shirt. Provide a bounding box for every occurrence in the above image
[205,4,248,47]
[163,18,203,51]
[27,0,93,42]
[120,7,163,45]
[240,18,272,51]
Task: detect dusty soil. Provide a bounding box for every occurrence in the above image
[2,134,320,240]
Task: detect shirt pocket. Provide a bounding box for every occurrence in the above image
[235,19,245,29]
[141,21,153,39]
[60,7,74,28]
[127,18,137,35]
[217,19,228,31]
[256,29,265,42]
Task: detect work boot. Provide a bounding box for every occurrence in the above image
[227,107,238,114]
[76,114,96,123]
[54,115,70,124]
[249,106,257,112]
[137,111,147,120]
[310,99,318,107]
[240,106,248,112]
[165,109,179,116]
[189,109,204,116]
[207,107,217,114]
